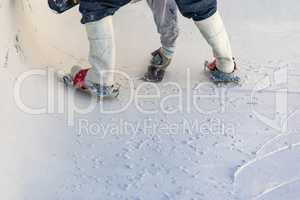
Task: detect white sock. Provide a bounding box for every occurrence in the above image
[194,11,234,73]
[85,16,116,86]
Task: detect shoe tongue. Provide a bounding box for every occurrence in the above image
[152,53,163,65]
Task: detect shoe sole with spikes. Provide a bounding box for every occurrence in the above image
[204,61,241,87]
[56,69,120,100]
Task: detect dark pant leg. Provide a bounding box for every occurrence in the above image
[175,0,217,21]
[79,0,131,24]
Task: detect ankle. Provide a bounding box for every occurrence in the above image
[216,58,235,74]
[161,46,175,59]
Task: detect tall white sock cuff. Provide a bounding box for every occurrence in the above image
[194,11,235,73]
[85,16,116,86]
